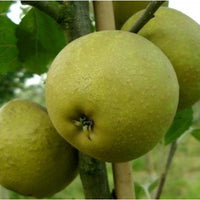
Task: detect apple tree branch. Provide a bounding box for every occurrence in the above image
[129,1,166,33]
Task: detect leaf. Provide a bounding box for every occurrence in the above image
[16,8,66,74]
[191,129,200,142]
[0,1,12,14]
[0,16,21,74]
[164,107,193,145]
[134,178,159,199]
[148,178,159,192]
[134,182,145,199]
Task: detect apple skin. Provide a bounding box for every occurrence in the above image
[122,7,200,109]
[113,1,168,29]
[45,30,179,162]
[0,99,78,198]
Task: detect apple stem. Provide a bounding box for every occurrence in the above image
[93,1,135,199]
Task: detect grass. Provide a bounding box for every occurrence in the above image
[1,134,200,199]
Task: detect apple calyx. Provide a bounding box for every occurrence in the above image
[73,115,94,133]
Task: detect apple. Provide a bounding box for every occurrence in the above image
[45,30,179,162]
[122,7,200,109]
[0,99,78,198]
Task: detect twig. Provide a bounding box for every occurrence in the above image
[129,1,165,33]
[93,1,135,199]
[21,1,61,23]
[155,141,178,199]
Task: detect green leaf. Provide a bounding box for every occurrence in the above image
[134,178,159,199]
[0,1,12,14]
[164,107,193,145]
[134,182,145,199]
[148,178,159,192]
[191,129,200,142]
[0,16,21,74]
[16,8,66,74]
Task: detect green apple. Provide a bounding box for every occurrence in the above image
[0,99,78,198]
[45,30,179,162]
[113,1,168,29]
[122,7,200,109]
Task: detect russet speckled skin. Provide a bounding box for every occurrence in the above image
[45,30,179,162]
[122,7,200,109]
[0,99,78,198]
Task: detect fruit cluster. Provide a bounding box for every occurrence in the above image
[0,3,200,198]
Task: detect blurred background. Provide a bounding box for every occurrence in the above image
[1,0,200,199]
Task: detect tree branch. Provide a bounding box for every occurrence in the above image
[66,1,92,40]
[129,1,166,33]
[60,1,92,42]
[155,141,178,199]
[79,153,111,199]
[21,1,61,23]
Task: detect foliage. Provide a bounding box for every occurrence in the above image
[0,69,32,105]
[165,107,193,145]
[134,178,159,199]
[0,1,13,14]
[16,8,66,74]
[190,129,200,142]
[0,16,21,74]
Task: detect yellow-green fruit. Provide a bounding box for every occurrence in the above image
[113,1,168,29]
[122,7,200,109]
[45,30,179,162]
[0,99,78,198]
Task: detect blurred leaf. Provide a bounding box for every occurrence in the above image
[19,5,31,20]
[148,178,159,192]
[8,190,26,199]
[134,182,145,199]
[0,16,21,74]
[165,107,193,145]
[16,8,66,74]
[0,69,33,105]
[0,1,12,14]
[191,129,200,142]
[134,178,159,199]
